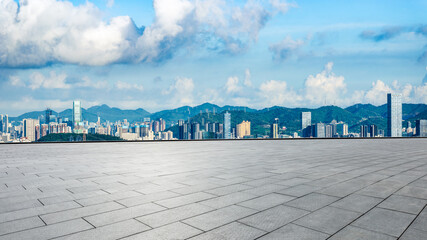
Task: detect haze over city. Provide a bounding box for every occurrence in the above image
[0,0,427,116]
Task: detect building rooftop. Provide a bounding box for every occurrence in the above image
[1,139,426,239]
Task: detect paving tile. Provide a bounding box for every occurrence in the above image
[0,218,92,240]
[189,222,265,240]
[199,192,257,209]
[378,194,426,214]
[76,190,142,206]
[85,202,165,227]
[0,216,45,236]
[258,223,329,240]
[396,186,427,200]
[399,228,427,240]
[136,203,214,228]
[121,222,202,240]
[285,193,339,211]
[41,201,124,225]
[411,208,427,232]
[183,205,257,231]
[276,184,322,197]
[330,194,383,213]
[329,226,396,240]
[117,191,180,207]
[238,193,295,210]
[239,205,309,232]
[352,208,416,237]
[155,192,216,208]
[0,201,81,223]
[294,206,361,234]
[54,219,150,240]
[205,184,254,196]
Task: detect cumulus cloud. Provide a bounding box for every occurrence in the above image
[162,77,195,106]
[225,76,241,93]
[106,0,114,8]
[0,0,295,68]
[114,81,144,91]
[304,62,346,105]
[259,80,302,106]
[76,76,108,89]
[269,36,304,60]
[28,71,70,90]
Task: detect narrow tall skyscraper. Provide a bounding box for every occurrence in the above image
[224,112,231,139]
[73,101,82,126]
[387,93,402,137]
[301,112,311,137]
[270,118,279,139]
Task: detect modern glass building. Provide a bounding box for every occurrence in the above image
[301,112,311,137]
[224,112,231,139]
[387,93,402,137]
[270,118,279,139]
[416,119,427,137]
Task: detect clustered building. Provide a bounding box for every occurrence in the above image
[1,92,427,143]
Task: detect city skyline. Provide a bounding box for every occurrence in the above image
[0,0,427,116]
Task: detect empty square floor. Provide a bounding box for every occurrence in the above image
[1,139,427,239]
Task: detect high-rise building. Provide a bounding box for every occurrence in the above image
[178,120,188,140]
[191,122,201,140]
[416,120,427,137]
[325,124,333,138]
[0,114,8,134]
[73,101,82,127]
[387,93,402,137]
[270,118,279,139]
[236,121,251,138]
[301,112,312,138]
[312,123,325,138]
[370,125,378,137]
[360,125,370,137]
[23,119,39,142]
[224,112,231,139]
[337,123,348,137]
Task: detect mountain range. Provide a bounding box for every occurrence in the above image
[9,103,427,135]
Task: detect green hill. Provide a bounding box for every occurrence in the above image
[37,133,123,142]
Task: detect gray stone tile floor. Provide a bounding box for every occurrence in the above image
[0,139,427,239]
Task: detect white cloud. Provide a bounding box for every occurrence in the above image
[28,71,70,90]
[259,80,302,107]
[244,69,252,87]
[76,76,108,89]
[269,36,304,60]
[8,76,25,87]
[304,62,346,105]
[270,0,297,13]
[225,76,241,93]
[106,0,114,8]
[114,81,144,91]
[0,0,294,67]
[163,77,195,106]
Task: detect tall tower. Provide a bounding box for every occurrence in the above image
[301,112,311,138]
[270,118,279,139]
[23,119,39,142]
[73,101,82,127]
[224,112,231,139]
[387,93,402,137]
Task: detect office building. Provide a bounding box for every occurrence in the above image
[387,93,402,137]
[23,119,39,142]
[312,123,325,138]
[191,122,201,140]
[236,121,251,138]
[301,112,312,138]
[370,125,378,137]
[224,112,231,139]
[0,114,8,134]
[73,101,82,131]
[325,124,333,138]
[270,118,279,139]
[416,120,427,137]
[336,123,348,137]
[360,125,370,138]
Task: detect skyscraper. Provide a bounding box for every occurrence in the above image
[224,112,231,139]
[236,121,251,138]
[312,123,325,138]
[301,112,311,138]
[416,120,427,137]
[387,93,402,137]
[73,101,82,127]
[270,118,279,139]
[23,119,39,142]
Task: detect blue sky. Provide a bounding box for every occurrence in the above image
[0,0,426,116]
